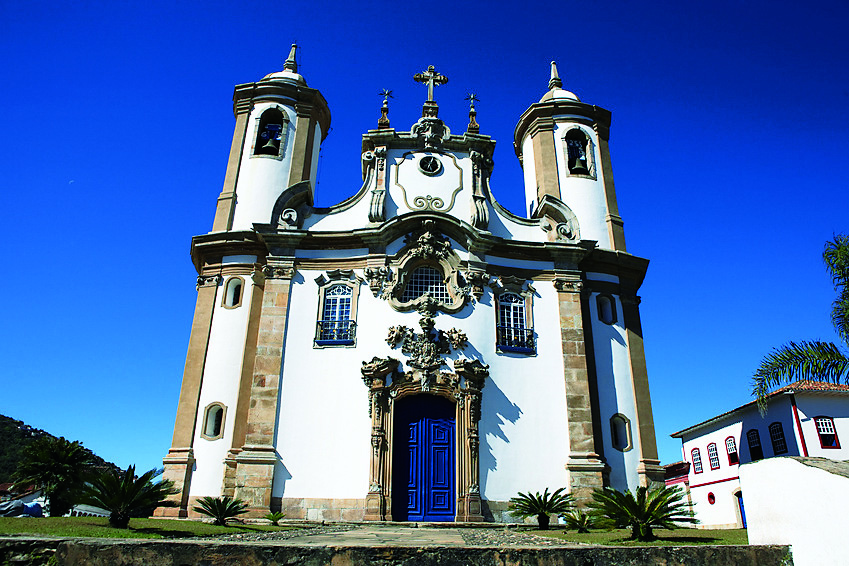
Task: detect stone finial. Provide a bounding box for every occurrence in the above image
[548,60,562,90]
[414,65,448,118]
[283,44,298,73]
[378,89,392,129]
[465,93,480,134]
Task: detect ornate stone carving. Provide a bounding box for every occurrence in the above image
[196,274,222,289]
[444,328,468,350]
[555,220,577,242]
[469,150,492,229]
[277,208,298,230]
[364,266,392,297]
[262,265,295,280]
[386,317,468,380]
[406,220,451,260]
[411,117,450,149]
[464,271,489,300]
[554,277,583,293]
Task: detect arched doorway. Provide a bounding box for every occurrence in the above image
[392,394,455,521]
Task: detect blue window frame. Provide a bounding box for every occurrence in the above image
[316,284,355,345]
[496,292,534,354]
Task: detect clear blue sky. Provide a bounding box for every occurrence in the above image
[1,1,847,475]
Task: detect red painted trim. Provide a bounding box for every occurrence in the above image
[707,443,720,470]
[814,416,841,449]
[691,448,703,473]
[690,476,740,489]
[724,436,739,465]
[790,394,808,457]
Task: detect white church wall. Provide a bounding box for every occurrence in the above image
[552,121,610,249]
[272,270,375,499]
[484,202,549,242]
[478,280,571,501]
[231,103,298,231]
[741,457,849,566]
[189,278,254,497]
[588,292,640,492]
[483,255,555,271]
[521,135,537,217]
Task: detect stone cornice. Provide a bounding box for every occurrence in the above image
[513,100,612,159]
[232,81,331,141]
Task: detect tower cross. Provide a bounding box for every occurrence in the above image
[414,65,448,101]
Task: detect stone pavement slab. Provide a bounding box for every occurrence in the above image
[269,525,467,547]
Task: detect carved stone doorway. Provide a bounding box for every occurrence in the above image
[392,394,455,521]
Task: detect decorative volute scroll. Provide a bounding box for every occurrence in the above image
[363,266,393,298]
[383,220,470,314]
[368,148,387,222]
[196,274,223,289]
[360,321,489,522]
[534,194,581,243]
[314,268,363,287]
[464,271,491,300]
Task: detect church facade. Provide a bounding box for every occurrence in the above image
[158,47,664,522]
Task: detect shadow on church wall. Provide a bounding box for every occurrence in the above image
[478,377,522,495]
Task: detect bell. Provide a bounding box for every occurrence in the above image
[571,158,589,175]
[261,138,279,152]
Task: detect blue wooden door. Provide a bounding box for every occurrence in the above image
[393,395,455,521]
[737,492,746,528]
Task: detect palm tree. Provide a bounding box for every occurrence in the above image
[753,235,849,409]
[193,495,249,526]
[588,485,696,542]
[507,487,574,530]
[12,436,96,516]
[79,466,177,528]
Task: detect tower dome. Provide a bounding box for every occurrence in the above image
[539,61,580,102]
[261,44,306,85]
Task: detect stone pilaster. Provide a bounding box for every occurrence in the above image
[594,122,627,252]
[222,266,266,497]
[232,259,295,515]
[156,274,221,517]
[530,118,562,204]
[620,292,665,486]
[211,102,251,233]
[554,275,605,501]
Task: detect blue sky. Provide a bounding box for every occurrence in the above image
[1,1,847,475]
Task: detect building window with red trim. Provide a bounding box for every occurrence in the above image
[769,422,788,454]
[691,448,703,473]
[707,443,720,469]
[725,436,739,465]
[815,416,840,449]
[747,429,764,461]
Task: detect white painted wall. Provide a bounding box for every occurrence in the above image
[552,121,611,249]
[794,394,849,459]
[588,292,640,492]
[231,103,298,231]
[741,457,849,566]
[189,275,254,496]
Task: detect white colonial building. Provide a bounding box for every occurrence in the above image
[157,47,665,522]
[669,380,849,529]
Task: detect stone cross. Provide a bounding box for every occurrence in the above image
[413,65,448,101]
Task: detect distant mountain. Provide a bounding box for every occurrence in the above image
[0,414,119,484]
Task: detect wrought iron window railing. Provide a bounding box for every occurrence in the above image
[496,326,535,354]
[315,320,356,345]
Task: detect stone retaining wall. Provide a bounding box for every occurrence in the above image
[1,537,793,566]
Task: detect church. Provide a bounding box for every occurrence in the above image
[157,46,665,522]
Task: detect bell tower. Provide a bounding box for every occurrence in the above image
[514,62,626,251]
[212,44,331,233]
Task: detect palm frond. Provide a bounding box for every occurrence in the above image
[752,340,849,411]
[823,234,849,288]
[588,485,696,541]
[831,286,849,347]
[193,495,249,526]
[79,466,177,528]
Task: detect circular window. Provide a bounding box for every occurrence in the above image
[418,155,442,175]
[707,492,716,505]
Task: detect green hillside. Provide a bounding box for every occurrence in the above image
[0,414,118,484]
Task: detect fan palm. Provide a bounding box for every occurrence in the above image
[588,485,696,541]
[508,487,573,530]
[753,235,849,409]
[12,436,96,517]
[560,508,604,533]
[79,466,177,528]
[193,495,249,526]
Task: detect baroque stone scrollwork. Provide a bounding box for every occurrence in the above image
[360,341,489,521]
[469,150,493,229]
[363,266,392,297]
[262,265,295,280]
[407,220,451,260]
[385,316,467,383]
[196,274,222,289]
[277,208,298,230]
[411,116,450,149]
[553,277,583,293]
[465,271,490,300]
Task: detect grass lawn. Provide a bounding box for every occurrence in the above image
[531,527,749,546]
[0,517,299,539]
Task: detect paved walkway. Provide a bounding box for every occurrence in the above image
[274,525,467,547]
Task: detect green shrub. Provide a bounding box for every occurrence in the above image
[193,495,249,526]
[79,466,177,529]
[508,487,573,530]
[560,508,604,533]
[588,485,697,541]
[264,511,286,526]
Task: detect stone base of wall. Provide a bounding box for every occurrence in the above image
[273,497,367,522]
[0,538,792,566]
